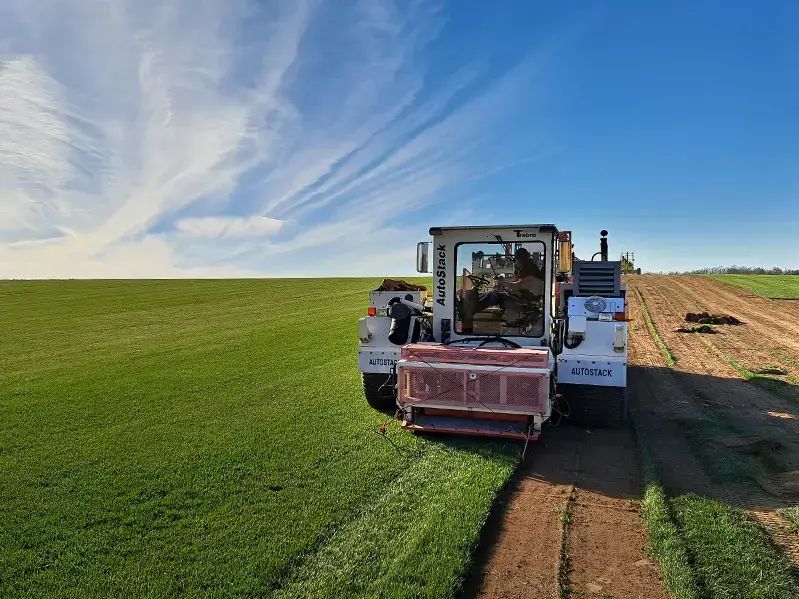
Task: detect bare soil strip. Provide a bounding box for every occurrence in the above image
[468,432,574,599]
[471,426,667,599]
[567,428,667,599]
[626,275,799,567]
[472,274,799,597]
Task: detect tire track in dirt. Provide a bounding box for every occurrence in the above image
[625,278,670,369]
[470,426,667,599]
[567,428,666,599]
[467,432,575,599]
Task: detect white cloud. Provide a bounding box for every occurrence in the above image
[0,57,71,233]
[176,216,284,239]
[0,234,262,279]
[0,0,552,278]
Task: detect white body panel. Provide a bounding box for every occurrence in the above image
[568,315,587,333]
[563,319,627,356]
[359,348,400,373]
[558,295,627,388]
[567,296,624,317]
[557,355,627,386]
[358,314,421,374]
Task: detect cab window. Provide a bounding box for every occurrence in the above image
[454,241,546,337]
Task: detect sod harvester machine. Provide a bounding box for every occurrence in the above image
[357,225,628,445]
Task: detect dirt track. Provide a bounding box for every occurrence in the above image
[468,275,799,595]
[469,426,666,599]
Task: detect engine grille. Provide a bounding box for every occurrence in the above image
[397,344,551,414]
[573,260,621,297]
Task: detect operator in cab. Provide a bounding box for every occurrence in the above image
[497,248,545,296]
[459,246,545,336]
[493,247,545,334]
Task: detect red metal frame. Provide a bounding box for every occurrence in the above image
[401,419,539,442]
[396,344,550,449]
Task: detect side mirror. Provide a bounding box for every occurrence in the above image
[416,242,431,273]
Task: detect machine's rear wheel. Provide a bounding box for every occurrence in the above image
[362,373,397,413]
[559,384,627,428]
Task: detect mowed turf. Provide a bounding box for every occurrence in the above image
[710,274,799,299]
[0,280,518,598]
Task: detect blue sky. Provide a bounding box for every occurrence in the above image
[0,0,796,277]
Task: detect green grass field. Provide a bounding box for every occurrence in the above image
[0,280,518,598]
[673,495,798,599]
[709,274,799,299]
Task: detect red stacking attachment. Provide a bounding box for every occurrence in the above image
[397,343,552,415]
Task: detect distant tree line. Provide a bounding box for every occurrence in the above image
[670,266,799,275]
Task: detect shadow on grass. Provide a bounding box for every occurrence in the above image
[629,365,799,511]
[752,375,799,401]
[628,366,799,597]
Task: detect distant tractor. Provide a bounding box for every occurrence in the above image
[621,252,641,275]
[357,225,628,447]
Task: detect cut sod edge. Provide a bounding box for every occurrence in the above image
[696,335,754,380]
[629,416,702,599]
[634,288,677,368]
[456,457,525,598]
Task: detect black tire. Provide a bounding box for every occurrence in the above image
[362,373,397,413]
[559,384,627,428]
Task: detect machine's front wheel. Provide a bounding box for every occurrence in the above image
[559,384,627,428]
[362,373,397,413]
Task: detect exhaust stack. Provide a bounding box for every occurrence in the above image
[600,229,609,262]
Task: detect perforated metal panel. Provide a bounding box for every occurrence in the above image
[573,260,621,297]
[397,344,551,414]
[398,364,549,412]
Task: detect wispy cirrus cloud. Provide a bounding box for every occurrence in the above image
[0,0,553,278]
[176,216,284,239]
